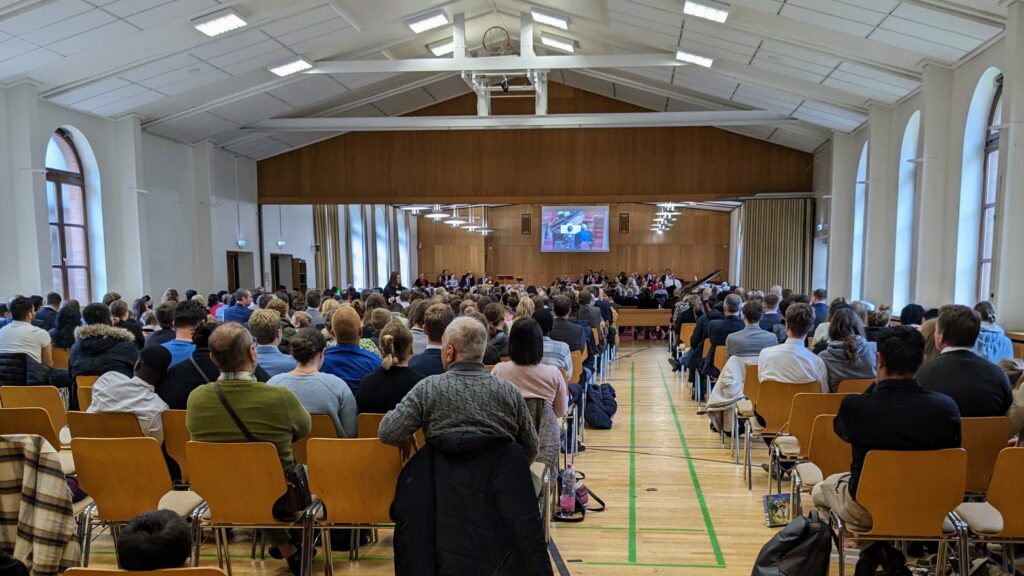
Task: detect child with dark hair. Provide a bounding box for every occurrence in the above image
[117,510,191,571]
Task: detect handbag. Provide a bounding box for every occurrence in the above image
[213,381,312,522]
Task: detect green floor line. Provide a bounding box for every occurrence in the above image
[628,360,638,563]
[554,525,706,533]
[658,364,727,568]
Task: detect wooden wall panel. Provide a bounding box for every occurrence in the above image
[258,84,813,205]
[415,203,730,286]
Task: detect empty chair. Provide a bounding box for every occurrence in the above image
[837,378,875,394]
[357,413,386,438]
[742,380,820,491]
[955,448,1024,572]
[291,414,339,465]
[1,386,68,435]
[960,416,1010,495]
[791,415,852,518]
[68,411,144,439]
[768,393,849,494]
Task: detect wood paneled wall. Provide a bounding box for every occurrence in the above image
[257,84,813,205]
[414,203,730,286]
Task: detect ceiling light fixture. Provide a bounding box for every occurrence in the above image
[540,32,576,53]
[683,0,730,23]
[192,7,247,37]
[445,206,465,226]
[268,58,312,77]
[407,10,449,34]
[425,204,449,220]
[427,37,455,56]
[400,205,429,213]
[531,8,569,30]
[464,205,481,231]
[676,50,714,68]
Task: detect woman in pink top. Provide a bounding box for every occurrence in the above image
[492,318,568,468]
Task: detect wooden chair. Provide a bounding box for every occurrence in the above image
[0,407,75,475]
[768,393,849,493]
[68,411,144,439]
[961,416,1010,495]
[678,323,696,348]
[837,378,875,394]
[791,414,851,518]
[693,337,713,406]
[357,413,386,438]
[72,437,204,566]
[712,345,727,372]
[742,380,820,491]
[836,449,968,576]
[956,448,1024,572]
[569,350,584,386]
[163,410,191,483]
[76,375,100,410]
[500,355,510,363]
[0,386,68,434]
[187,441,307,574]
[67,569,226,576]
[292,414,339,465]
[303,438,404,569]
[51,348,70,370]
[484,364,495,372]
[735,363,761,488]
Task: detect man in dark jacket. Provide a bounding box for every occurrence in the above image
[32,293,61,332]
[915,304,1012,417]
[222,289,253,325]
[70,303,140,381]
[811,288,829,329]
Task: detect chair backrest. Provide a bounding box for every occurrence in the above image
[961,416,1010,494]
[785,394,849,458]
[701,338,712,359]
[837,378,875,394]
[743,364,760,402]
[713,346,727,371]
[755,381,822,435]
[68,411,144,439]
[500,355,510,363]
[804,415,851,479]
[985,448,1024,537]
[0,386,68,432]
[570,350,583,383]
[71,437,173,522]
[679,323,696,345]
[76,375,100,388]
[292,414,339,465]
[484,364,495,372]
[162,409,191,481]
[857,448,966,538]
[51,348,70,370]
[0,407,61,449]
[186,441,286,524]
[66,567,226,576]
[307,438,403,524]
[357,413,387,438]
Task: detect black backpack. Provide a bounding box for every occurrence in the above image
[751,511,837,576]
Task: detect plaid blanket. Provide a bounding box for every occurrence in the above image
[0,435,80,576]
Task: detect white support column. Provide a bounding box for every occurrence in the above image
[994,1,1024,327]
[112,116,146,297]
[520,12,535,57]
[191,141,216,293]
[533,71,548,115]
[453,13,466,59]
[862,104,897,305]
[916,64,956,307]
[827,131,858,298]
[476,83,490,116]
[4,83,49,295]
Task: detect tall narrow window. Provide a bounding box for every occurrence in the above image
[851,142,868,301]
[45,130,91,302]
[349,205,365,289]
[894,112,920,310]
[375,205,389,288]
[979,80,1002,301]
[397,211,411,288]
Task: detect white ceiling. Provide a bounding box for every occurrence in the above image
[0,0,1007,159]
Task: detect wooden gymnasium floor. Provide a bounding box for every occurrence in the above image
[87,341,789,575]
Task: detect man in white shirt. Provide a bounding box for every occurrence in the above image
[0,296,54,366]
[757,302,828,393]
[88,345,172,443]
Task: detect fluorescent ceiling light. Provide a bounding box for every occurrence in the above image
[428,37,455,56]
[531,8,569,30]
[540,32,575,53]
[683,0,730,23]
[268,58,312,77]
[676,50,714,68]
[408,10,448,34]
[192,8,247,37]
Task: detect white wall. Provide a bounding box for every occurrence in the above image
[141,133,197,297]
[261,204,318,290]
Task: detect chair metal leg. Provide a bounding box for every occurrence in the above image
[213,527,224,569]
[79,505,94,567]
[322,529,334,576]
[348,529,358,561]
[936,539,949,576]
[249,530,257,560]
[733,411,740,465]
[745,420,753,491]
[222,529,233,576]
[790,474,801,521]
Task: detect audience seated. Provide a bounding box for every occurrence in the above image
[864,305,891,342]
[70,302,139,379]
[899,303,926,329]
[812,326,961,531]
[368,307,392,348]
[817,307,878,392]
[577,290,606,351]
[758,293,784,337]
[186,322,311,574]
[320,305,382,393]
[811,288,829,329]
[110,299,145,349]
[304,289,325,329]
[0,296,55,367]
[117,510,191,571]
[919,318,940,362]
[88,345,172,443]
[268,327,356,438]
[533,309,573,383]
[406,300,429,354]
[357,321,424,414]
[222,289,254,325]
[973,301,1014,364]
[408,303,454,378]
[725,300,777,359]
[757,303,828,392]
[265,297,296,354]
[161,300,206,367]
[915,304,1012,417]
[146,302,177,346]
[249,308,297,378]
[484,302,509,356]
[32,293,60,332]
[47,299,80,350]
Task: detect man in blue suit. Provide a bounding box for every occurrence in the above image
[223,289,253,326]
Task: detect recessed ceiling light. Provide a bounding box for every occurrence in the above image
[192,7,247,37]
[683,0,730,23]
[676,50,714,68]
[268,58,312,77]
[540,32,575,53]
[427,37,455,56]
[407,10,448,34]
[531,8,569,30]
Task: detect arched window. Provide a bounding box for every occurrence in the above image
[894,111,920,310]
[45,130,91,302]
[851,142,868,301]
[979,78,1002,301]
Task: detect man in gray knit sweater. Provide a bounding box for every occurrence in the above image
[379,317,539,462]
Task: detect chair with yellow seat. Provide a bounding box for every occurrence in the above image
[72,437,204,566]
[837,378,875,394]
[790,414,851,519]
[67,411,144,439]
[303,438,404,569]
[357,413,386,438]
[0,385,69,440]
[735,363,760,488]
[960,416,1010,495]
[163,409,191,483]
[742,380,821,491]
[76,375,100,410]
[186,441,309,574]
[833,448,969,576]
[955,447,1024,573]
[51,348,71,370]
[0,407,76,475]
[768,393,850,494]
[66,569,226,576]
[292,414,339,465]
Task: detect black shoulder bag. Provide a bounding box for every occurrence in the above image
[213,381,312,522]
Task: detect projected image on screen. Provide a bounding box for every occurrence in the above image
[540,206,610,253]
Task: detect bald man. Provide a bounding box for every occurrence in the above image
[321,305,382,393]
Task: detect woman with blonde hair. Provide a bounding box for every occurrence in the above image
[920,318,940,362]
[355,321,424,413]
[513,297,535,323]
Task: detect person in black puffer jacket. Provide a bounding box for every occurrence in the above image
[69,303,139,382]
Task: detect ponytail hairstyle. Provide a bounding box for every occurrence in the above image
[828,307,866,366]
[974,301,997,324]
[379,320,413,370]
